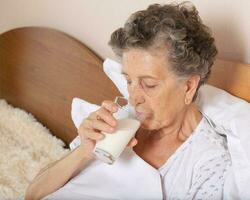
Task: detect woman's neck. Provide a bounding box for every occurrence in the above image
[133,104,203,169]
[146,104,202,146]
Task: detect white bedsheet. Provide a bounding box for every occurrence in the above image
[45,115,233,200]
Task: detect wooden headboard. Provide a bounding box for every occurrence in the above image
[0,27,249,145]
[0,27,120,145]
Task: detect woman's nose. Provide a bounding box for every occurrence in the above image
[128,86,145,106]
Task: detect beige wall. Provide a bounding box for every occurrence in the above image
[1,0,250,63]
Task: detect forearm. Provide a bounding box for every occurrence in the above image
[25,145,94,200]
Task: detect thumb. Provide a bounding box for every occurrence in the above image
[127,137,138,148]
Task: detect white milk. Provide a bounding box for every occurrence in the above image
[94,118,140,164]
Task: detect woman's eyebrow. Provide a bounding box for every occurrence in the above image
[139,75,158,80]
[121,71,128,75]
[121,72,157,79]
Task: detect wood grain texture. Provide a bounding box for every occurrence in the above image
[0,27,120,145]
[0,27,249,145]
[208,59,250,102]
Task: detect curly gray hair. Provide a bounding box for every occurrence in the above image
[109,2,217,101]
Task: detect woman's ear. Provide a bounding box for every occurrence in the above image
[184,75,200,104]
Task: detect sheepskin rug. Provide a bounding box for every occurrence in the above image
[0,99,69,200]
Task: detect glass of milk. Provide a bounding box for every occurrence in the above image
[93,96,141,164]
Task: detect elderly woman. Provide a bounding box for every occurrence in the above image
[25,2,231,200]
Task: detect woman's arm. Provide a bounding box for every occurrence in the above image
[24,144,94,200]
[24,100,136,200]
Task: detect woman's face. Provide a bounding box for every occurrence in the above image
[122,48,187,130]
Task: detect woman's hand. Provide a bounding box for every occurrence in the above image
[78,100,138,156]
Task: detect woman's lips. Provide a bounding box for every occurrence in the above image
[135,111,149,122]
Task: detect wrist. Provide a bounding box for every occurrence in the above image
[70,145,95,177]
[76,144,95,162]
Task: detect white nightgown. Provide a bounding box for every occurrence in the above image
[43,115,232,200]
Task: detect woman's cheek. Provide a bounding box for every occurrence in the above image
[142,114,162,130]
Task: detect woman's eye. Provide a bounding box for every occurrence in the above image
[141,80,157,89]
[126,79,132,85]
[144,84,157,88]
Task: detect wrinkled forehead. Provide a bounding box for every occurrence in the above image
[121,48,173,79]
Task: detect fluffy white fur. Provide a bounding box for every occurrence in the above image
[0,99,69,200]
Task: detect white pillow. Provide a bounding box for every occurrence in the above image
[71,58,250,197]
[103,59,129,98]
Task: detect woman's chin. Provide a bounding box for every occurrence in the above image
[140,120,157,130]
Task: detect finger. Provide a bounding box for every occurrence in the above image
[127,138,138,147]
[78,120,102,138]
[88,111,98,120]
[102,100,118,113]
[80,128,105,141]
[85,118,115,133]
[96,107,117,127]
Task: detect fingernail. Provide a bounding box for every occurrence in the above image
[109,127,114,132]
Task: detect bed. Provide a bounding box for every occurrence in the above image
[1,27,249,145]
[0,27,250,199]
